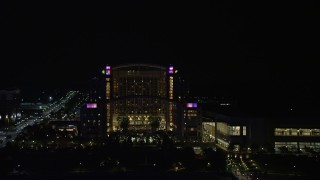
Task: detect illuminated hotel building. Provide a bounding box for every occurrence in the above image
[104,64,180,132]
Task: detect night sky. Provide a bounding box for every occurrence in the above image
[1,1,320,103]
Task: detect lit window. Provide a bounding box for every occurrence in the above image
[229,126,240,136]
[243,126,246,136]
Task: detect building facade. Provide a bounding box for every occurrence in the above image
[80,77,106,137]
[202,112,320,154]
[80,103,105,137]
[273,119,320,153]
[0,89,21,126]
[202,114,250,151]
[183,103,202,140]
[104,64,181,133]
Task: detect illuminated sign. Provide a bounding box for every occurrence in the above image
[86,103,97,109]
[168,66,174,74]
[186,103,197,108]
[106,66,111,75]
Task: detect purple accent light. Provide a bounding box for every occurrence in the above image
[168,66,174,74]
[106,66,111,75]
[186,103,197,108]
[87,103,97,109]
[106,66,111,76]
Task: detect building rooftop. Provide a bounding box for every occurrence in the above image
[112,64,167,71]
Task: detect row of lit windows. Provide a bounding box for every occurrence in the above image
[275,128,320,136]
[116,103,164,107]
[114,108,164,112]
[216,123,246,136]
[114,104,165,108]
[114,105,165,109]
[275,142,320,152]
[87,119,101,123]
[113,74,166,80]
[112,118,166,125]
[83,120,101,127]
[106,103,111,130]
[169,102,173,124]
[115,82,166,87]
[115,91,166,97]
[113,77,166,98]
[169,76,173,100]
[186,113,197,117]
[106,80,110,100]
[114,99,162,103]
[116,84,162,88]
[113,98,166,114]
[114,111,166,114]
[228,126,246,136]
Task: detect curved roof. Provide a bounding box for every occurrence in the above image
[112,64,167,71]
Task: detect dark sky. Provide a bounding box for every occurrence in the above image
[1,1,320,101]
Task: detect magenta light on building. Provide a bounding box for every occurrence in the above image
[168,66,174,74]
[87,103,97,109]
[186,103,197,108]
[106,66,111,75]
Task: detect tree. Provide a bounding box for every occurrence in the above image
[119,117,130,132]
[279,146,289,153]
[150,117,160,132]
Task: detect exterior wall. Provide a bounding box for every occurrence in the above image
[183,104,202,140]
[81,64,188,136]
[274,127,320,153]
[202,113,320,154]
[106,64,176,132]
[202,122,216,142]
[202,115,253,151]
[80,103,105,137]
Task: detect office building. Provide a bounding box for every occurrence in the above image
[202,112,320,153]
[183,103,202,140]
[80,77,106,137]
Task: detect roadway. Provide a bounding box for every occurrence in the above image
[42,91,78,117]
[0,91,79,149]
[0,117,42,148]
